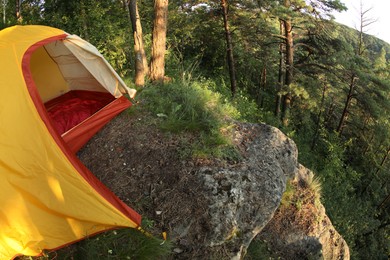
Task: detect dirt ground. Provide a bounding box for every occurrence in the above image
[77,107,215,258]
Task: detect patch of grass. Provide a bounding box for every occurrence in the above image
[18,227,172,260]
[295,198,303,211]
[140,80,232,133]
[139,79,241,161]
[77,228,172,260]
[307,176,322,209]
[280,175,322,211]
[280,180,296,207]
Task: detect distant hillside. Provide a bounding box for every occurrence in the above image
[335,22,390,60]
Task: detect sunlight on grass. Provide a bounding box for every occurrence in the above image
[139,79,243,161]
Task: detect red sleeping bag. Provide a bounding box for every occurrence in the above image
[45,90,115,135]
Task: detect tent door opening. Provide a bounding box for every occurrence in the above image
[28,38,131,153]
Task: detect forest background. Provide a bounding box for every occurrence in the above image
[1,0,389,259]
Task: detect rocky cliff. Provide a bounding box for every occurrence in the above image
[255,164,350,260]
[78,110,349,259]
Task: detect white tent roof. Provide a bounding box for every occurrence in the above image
[44,34,136,99]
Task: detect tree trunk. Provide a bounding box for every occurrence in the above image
[378,193,390,210]
[275,20,284,117]
[259,67,267,108]
[375,146,390,176]
[80,0,89,41]
[3,0,6,25]
[362,134,375,156]
[356,1,375,56]
[150,0,168,84]
[339,4,373,133]
[281,17,293,126]
[137,2,148,77]
[221,0,237,97]
[15,0,21,22]
[128,0,146,87]
[337,75,357,134]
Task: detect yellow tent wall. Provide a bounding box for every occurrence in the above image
[0,25,141,259]
[30,45,69,102]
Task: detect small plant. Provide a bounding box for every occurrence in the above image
[280,180,296,207]
[246,239,275,260]
[307,176,322,208]
[295,198,303,211]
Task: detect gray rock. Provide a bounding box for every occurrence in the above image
[295,164,350,260]
[79,113,349,260]
[197,122,299,258]
[255,164,350,260]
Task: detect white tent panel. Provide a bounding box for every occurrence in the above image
[63,35,133,98]
[44,40,106,93]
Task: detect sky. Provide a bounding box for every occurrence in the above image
[332,0,390,43]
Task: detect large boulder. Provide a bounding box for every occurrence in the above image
[79,112,349,259]
[196,122,298,259]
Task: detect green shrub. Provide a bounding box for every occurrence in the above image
[139,79,242,160]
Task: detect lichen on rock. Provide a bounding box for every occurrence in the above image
[198,122,298,258]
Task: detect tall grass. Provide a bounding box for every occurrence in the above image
[140,79,237,132]
[139,79,242,160]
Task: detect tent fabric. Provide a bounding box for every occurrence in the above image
[27,37,134,152]
[45,90,115,135]
[0,25,141,259]
[62,96,132,154]
[63,35,130,98]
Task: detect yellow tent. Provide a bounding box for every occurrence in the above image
[0,25,141,259]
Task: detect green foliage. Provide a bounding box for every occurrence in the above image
[75,228,171,260]
[168,2,227,78]
[231,91,264,123]
[300,131,389,259]
[4,0,390,257]
[139,78,242,160]
[246,239,275,260]
[308,176,322,208]
[140,80,231,133]
[280,180,296,207]
[18,228,172,260]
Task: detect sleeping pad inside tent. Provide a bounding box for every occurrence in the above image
[0,25,141,259]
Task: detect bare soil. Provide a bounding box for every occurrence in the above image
[77,106,214,258]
